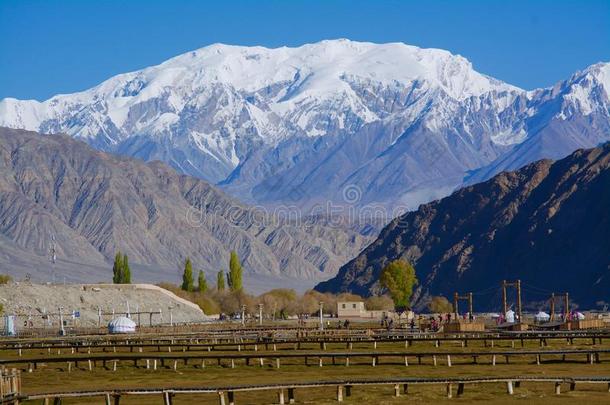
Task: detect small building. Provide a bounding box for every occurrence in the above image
[337,301,366,318]
[108,316,136,334]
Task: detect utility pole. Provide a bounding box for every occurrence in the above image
[258,304,263,326]
[550,293,555,321]
[58,307,65,336]
[516,279,522,322]
[319,302,324,330]
[502,280,507,316]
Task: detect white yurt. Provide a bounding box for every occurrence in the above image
[108,317,136,334]
[575,312,586,320]
[505,310,515,323]
[534,311,550,323]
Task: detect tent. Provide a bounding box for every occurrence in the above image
[534,311,550,322]
[108,317,136,334]
[575,312,585,320]
[505,310,515,323]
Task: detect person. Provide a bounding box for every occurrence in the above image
[344,319,350,329]
[409,318,415,331]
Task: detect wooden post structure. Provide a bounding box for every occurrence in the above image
[502,280,522,322]
[550,293,569,321]
[453,292,474,318]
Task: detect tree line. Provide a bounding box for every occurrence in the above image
[112,250,429,313]
[180,250,243,293]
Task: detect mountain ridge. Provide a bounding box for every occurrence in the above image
[316,142,610,310]
[0,40,609,212]
[0,127,369,288]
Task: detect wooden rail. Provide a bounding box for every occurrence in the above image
[3,327,609,347]
[21,375,610,404]
[0,335,610,356]
[3,348,610,373]
[4,330,610,356]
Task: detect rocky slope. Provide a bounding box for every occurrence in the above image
[0,127,369,287]
[2,40,608,211]
[316,144,610,310]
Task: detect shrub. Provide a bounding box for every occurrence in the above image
[428,296,453,313]
[365,295,395,311]
[0,274,12,285]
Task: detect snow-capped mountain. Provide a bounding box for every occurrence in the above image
[1,40,608,212]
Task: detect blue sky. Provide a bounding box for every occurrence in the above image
[1,0,608,100]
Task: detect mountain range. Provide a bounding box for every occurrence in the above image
[0,127,368,290]
[1,39,608,212]
[316,144,610,310]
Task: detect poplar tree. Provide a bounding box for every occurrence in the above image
[217,270,225,291]
[198,270,207,293]
[379,259,418,310]
[112,252,123,284]
[182,257,194,292]
[122,254,131,284]
[229,250,243,291]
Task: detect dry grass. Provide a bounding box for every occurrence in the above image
[7,336,610,404]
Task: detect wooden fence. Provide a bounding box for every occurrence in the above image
[3,348,610,373]
[3,330,610,357]
[22,375,610,404]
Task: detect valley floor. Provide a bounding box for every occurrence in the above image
[9,336,610,404]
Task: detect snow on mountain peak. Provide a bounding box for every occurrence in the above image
[152,39,517,100]
[0,39,522,146]
[1,39,606,194]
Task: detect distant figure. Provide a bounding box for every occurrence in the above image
[344,319,350,329]
[409,318,415,331]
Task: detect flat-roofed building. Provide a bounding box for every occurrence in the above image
[337,301,366,318]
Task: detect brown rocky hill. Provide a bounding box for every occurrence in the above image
[0,127,369,290]
[316,143,610,310]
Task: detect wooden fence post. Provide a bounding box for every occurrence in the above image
[277,389,285,405]
[337,385,344,402]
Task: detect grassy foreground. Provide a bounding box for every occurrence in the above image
[8,336,610,404]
